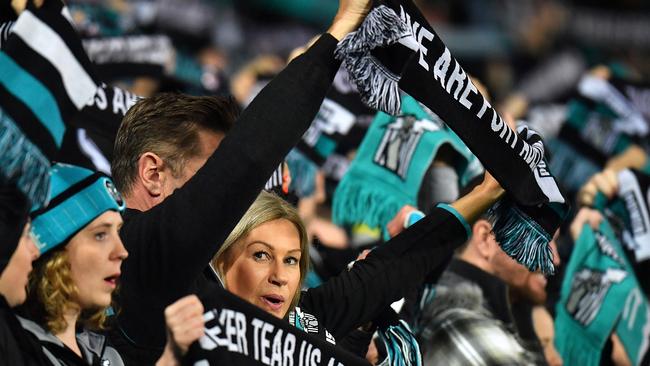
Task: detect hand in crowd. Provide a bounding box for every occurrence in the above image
[328,0,372,41]
[577,169,618,207]
[605,145,648,172]
[610,333,633,366]
[231,55,285,105]
[157,295,205,366]
[569,207,604,241]
[386,204,419,238]
[532,306,563,366]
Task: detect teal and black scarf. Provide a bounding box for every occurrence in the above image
[0,0,99,207]
[555,219,650,365]
[332,94,478,236]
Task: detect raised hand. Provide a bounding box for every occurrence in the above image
[328,0,372,41]
[156,295,205,366]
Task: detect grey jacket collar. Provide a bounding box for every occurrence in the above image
[17,315,106,364]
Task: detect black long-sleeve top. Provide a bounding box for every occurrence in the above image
[108,32,472,365]
[0,296,50,365]
[109,34,342,364]
[293,204,469,342]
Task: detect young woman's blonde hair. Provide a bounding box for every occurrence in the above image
[20,248,108,333]
[212,191,309,315]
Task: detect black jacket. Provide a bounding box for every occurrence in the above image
[294,206,468,342]
[0,296,49,365]
[109,34,342,365]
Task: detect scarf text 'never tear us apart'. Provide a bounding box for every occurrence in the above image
[195,308,345,366]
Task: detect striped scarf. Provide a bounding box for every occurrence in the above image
[0,0,98,207]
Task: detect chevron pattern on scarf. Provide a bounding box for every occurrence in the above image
[0,0,98,207]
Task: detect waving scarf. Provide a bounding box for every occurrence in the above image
[335,0,569,274]
[554,220,650,366]
[0,0,98,207]
[610,77,650,122]
[332,94,476,235]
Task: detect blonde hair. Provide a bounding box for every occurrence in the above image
[212,191,309,314]
[21,248,108,333]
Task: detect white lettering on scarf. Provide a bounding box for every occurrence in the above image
[399,6,433,71]
[197,307,347,365]
[398,5,551,171]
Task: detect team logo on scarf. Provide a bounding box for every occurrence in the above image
[373,115,441,179]
[595,231,625,266]
[566,268,627,326]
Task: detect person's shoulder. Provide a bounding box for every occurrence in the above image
[421,307,530,365]
[78,329,125,365]
[423,274,487,317]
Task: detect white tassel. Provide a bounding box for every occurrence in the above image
[335,5,416,115]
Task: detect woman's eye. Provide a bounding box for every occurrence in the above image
[285,257,299,266]
[253,251,270,261]
[94,232,107,241]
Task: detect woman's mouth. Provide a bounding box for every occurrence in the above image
[261,295,285,311]
[104,274,120,288]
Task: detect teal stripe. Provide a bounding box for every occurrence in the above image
[641,159,650,175]
[0,53,65,146]
[436,203,472,239]
[314,135,337,157]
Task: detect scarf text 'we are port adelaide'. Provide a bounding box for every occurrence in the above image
[335,0,569,274]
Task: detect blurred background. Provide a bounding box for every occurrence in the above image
[2,0,647,103]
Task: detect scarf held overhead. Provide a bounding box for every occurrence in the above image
[0,0,98,207]
[554,220,650,366]
[335,0,569,274]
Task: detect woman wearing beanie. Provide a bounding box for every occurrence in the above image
[15,163,128,365]
[14,163,200,366]
[210,169,505,358]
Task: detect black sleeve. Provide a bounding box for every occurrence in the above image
[299,205,469,339]
[120,34,341,299]
[337,328,374,359]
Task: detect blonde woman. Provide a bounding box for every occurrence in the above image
[212,169,504,345]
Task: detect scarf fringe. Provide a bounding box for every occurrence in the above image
[486,200,555,275]
[286,149,318,198]
[377,320,423,366]
[332,176,407,230]
[0,110,50,208]
[334,5,415,115]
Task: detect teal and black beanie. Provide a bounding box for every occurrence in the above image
[30,163,125,254]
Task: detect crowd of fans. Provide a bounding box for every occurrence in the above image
[2,0,650,365]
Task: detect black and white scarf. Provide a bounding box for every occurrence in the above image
[576,74,648,138]
[183,287,369,366]
[82,34,174,80]
[335,0,569,274]
[609,77,650,126]
[0,0,98,207]
[296,67,375,167]
[595,169,650,264]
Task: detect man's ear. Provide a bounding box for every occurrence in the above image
[137,152,166,197]
[473,219,494,259]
